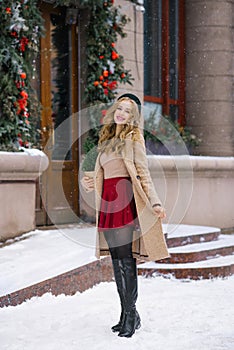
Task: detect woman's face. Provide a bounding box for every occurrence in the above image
[113,100,133,125]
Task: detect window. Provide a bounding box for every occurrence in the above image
[144,0,185,125]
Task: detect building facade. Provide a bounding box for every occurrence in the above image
[37,0,234,226]
[117,0,234,156]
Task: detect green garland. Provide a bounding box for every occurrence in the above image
[84,0,133,104]
[56,0,135,104]
[0,0,44,150]
[0,0,136,150]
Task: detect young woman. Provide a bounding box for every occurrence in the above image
[82,93,169,338]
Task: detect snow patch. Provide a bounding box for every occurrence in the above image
[0,276,233,350]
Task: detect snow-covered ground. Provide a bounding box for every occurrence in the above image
[0,224,234,349]
[0,225,97,297]
[0,275,234,350]
[0,223,221,297]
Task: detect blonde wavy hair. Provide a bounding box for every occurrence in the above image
[98,97,142,154]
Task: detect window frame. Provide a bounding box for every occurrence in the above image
[144,0,186,126]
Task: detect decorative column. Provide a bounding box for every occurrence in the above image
[115,0,144,102]
[185,0,234,156]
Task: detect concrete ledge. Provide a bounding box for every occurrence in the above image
[148,155,234,229]
[0,257,113,308]
[0,150,49,241]
[148,155,234,172]
[0,149,49,180]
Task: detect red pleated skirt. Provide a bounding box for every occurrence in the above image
[98,177,138,231]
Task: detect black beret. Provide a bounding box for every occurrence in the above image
[117,93,141,113]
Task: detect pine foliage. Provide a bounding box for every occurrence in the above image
[0,0,43,150]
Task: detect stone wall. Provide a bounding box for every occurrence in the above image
[185,0,234,156]
[0,150,48,241]
[149,155,234,230]
[115,0,144,102]
[80,154,234,230]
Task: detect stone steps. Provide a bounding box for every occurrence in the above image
[1,225,233,308]
[138,225,234,280]
[165,224,220,248]
[163,234,234,263]
[138,255,234,280]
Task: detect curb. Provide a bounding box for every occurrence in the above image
[0,257,113,308]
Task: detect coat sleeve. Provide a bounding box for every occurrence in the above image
[133,134,162,207]
[94,153,104,211]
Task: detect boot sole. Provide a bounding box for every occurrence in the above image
[118,318,141,337]
[111,326,121,333]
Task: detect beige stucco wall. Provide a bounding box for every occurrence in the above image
[0,183,36,241]
[149,155,234,230]
[0,150,48,241]
[185,0,234,156]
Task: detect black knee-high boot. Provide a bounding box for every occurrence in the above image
[118,257,141,338]
[111,259,125,332]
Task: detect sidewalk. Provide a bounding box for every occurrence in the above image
[0,223,227,297]
[0,224,97,297]
[0,224,234,349]
[1,275,234,350]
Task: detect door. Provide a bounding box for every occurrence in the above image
[36,3,79,225]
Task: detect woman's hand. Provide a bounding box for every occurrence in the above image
[153,205,166,219]
[81,176,94,193]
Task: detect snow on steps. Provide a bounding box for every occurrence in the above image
[161,234,234,264]
[165,224,220,248]
[138,225,234,280]
[138,255,234,280]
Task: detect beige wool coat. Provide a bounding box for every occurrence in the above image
[94,132,169,262]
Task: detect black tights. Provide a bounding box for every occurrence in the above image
[104,226,134,259]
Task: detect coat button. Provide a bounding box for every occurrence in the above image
[136,175,141,180]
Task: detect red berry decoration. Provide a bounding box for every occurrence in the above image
[11,31,18,37]
[6,7,11,14]
[103,70,109,77]
[121,72,126,79]
[18,135,23,147]
[108,81,117,90]
[111,51,119,60]
[20,72,27,79]
[19,37,29,52]
[93,81,99,87]
[20,90,28,99]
